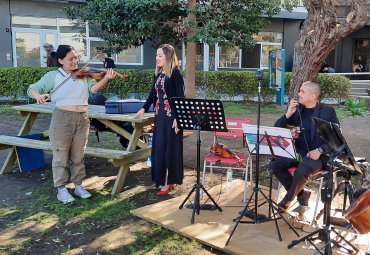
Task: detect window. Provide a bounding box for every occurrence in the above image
[116,46,143,65]
[12,16,57,29]
[196,44,204,70]
[253,32,283,43]
[58,18,88,62]
[215,32,282,69]
[353,39,369,72]
[218,46,240,68]
[260,44,282,68]
[280,0,304,7]
[12,16,142,67]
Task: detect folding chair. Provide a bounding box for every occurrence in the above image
[201,118,253,203]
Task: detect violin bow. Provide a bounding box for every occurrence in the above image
[46,53,102,100]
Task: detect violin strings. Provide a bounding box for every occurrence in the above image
[47,53,102,100]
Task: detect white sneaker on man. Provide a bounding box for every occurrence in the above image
[57,187,75,204]
[74,185,92,199]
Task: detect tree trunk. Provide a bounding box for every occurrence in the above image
[184,0,196,99]
[289,0,369,99]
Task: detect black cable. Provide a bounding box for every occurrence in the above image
[296,104,311,156]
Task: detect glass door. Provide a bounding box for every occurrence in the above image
[353,39,369,72]
[12,28,58,67]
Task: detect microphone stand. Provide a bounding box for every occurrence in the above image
[226,70,299,245]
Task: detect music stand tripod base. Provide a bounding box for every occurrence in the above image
[171,98,227,224]
[288,118,361,255]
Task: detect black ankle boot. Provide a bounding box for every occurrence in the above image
[277,198,291,213]
[297,189,311,206]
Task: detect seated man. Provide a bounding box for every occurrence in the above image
[270,81,339,212]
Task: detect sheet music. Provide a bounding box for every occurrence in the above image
[242,124,297,159]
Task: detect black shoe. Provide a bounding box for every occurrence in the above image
[297,190,311,206]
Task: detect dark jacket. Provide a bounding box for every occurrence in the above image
[103,57,116,68]
[143,68,185,112]
[274,103,339,157]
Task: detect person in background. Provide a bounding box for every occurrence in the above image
[103,53,116,68]
[135,44,185,196]
[319,64,335,73]
[270,81,339,215]
[353,63,363,73]
[43,43,57,67]
[27,45,116,204]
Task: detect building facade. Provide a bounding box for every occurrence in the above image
[0,0,369,73]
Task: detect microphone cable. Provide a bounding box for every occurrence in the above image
[295,97,311,157]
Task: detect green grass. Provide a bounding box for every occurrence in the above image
[30,188,135,222]
[223,102,286,115]
[24,212,58,224]
[0,205,18,218]
[0,104,14,114]
[334,105,351,121]
[127,223,203,255]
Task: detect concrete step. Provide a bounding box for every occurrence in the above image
[350,88,369,93]
[350,93,368,97]
[350,83,370,89]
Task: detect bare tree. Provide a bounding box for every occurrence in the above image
[290,0,370,98]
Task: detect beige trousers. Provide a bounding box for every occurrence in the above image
[49,108,90,187]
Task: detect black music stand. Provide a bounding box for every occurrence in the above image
[227,124,300,245]
[171,97,227,224]
[288,117,361,255]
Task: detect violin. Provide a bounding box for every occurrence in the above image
[286,124,301,139]
[72,67,128,81]
[210,143,246,167]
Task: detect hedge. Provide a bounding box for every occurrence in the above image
[0,67,350,103]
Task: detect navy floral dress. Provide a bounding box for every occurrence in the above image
[150,72,184,186]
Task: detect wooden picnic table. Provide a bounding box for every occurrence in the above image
[0,103,154,195]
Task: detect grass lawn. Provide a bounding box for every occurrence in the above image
[0,102,355,254]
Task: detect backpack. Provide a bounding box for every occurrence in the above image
[88,92,133,147]
[88,92,110,133]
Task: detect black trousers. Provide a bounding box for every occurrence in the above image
[270,156,323,204]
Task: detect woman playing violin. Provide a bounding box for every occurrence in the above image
[27,45,116,204]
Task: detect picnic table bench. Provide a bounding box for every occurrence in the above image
[0,103,154,195]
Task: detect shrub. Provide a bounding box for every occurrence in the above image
[0,67,351,104]
[317,74,351,104]
[344,98,369,116]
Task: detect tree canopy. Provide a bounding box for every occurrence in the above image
[66,0,297,97]
[289,0,370,98]
[66,0,296,51]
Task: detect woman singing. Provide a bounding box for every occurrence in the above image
[135,44,185,196]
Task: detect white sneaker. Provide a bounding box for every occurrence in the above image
[74,185,92,199]
[57,188,75,204]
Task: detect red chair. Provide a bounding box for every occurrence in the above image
[201,118,253,203]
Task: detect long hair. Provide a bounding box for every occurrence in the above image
[155,44,179,78]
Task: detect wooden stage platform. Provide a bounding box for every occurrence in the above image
[131,179,369,255]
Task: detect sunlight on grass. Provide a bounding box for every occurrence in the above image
[0,104,13,114]
[0,206,18,218]
[25,212,58,224]
[88,132,124,150]
[31,188,136,222]
[334,106,351,121]
[223,102,286,114]
[127,223,203,255]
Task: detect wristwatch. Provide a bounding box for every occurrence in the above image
[318,146,325,154]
